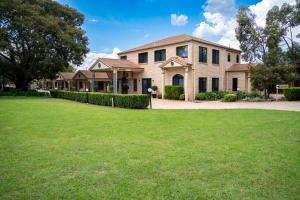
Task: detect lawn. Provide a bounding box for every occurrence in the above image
[0,97,299,200]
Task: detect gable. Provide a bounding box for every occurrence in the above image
[90,60,110,71]
[164,61,184,68]
[73,71,87,79]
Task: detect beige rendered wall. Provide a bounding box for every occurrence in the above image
[120,40,241,100]
[226,72,250,92]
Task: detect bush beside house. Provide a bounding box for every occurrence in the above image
[164,85,184,100]
[50,90,149,109]
[284,87,300,101]
[195,91,260,101]
[223,93,237,102]
[0,88,49,96]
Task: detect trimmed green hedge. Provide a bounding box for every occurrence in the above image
[284,87,300,101]
[196,91,260,101]
[223,93,237,102]
[50,90,149,109]
[0,88,49,97]
[164,85,184,100]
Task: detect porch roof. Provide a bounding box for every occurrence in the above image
[56,72,75,81]
[159,56,192,69]
[73,70,111,81]
[226,64,256,72]
[90,58,144,72]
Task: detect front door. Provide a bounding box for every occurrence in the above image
[232,78,238,91]
[142,78,152,94]
[121,77,128,94]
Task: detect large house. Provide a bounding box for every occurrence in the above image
[89,34,253,101]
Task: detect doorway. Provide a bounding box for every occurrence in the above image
[142,78,152,94]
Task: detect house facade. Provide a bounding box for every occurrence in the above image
[90,34,252,101]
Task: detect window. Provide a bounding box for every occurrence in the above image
[120,56,127,60]
[154,49,166,62]
[236,54,240,63]
[176,45,188,58]
[172,74,184,87]
[198,77,207,92]
[227,53,231,62]
[133,79,137,92]
[138,52,148,64]
[212,49,219,64]
[98,81,104,90]
[199,47,207,63]
[212,78,219,91]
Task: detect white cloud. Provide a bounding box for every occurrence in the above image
[78,48,121,70]
[193,0,298,50]
[88,18,98,23]
[171,14,188,26]
[143,34,150,38]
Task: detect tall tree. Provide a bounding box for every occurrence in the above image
[0,0,88,90]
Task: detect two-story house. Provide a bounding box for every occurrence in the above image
[89,34,253,101]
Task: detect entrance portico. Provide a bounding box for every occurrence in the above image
[159,56,192,101]
[89,58,144,94]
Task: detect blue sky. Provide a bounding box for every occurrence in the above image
[58,0,260,53]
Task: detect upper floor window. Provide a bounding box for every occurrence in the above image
[212,49,219,64]
[199,46,207,63]
[176,45,188,58]
[227,53,231,62]
[120,56,127,60]
[138,52,148,64]
[154,49,166,62]
[236,54,240,63]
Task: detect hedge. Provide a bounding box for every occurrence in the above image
[50,90,149,109]
[284,87,300,101]
[223,93,237,102]
[0,88,49,97]
[196,91,260,101]
[164,85,184,100]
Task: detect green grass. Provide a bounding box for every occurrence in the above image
[0,97,300,200]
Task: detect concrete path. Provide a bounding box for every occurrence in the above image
[151,99,300,112]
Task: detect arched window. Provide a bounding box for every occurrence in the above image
[172,74,184,87]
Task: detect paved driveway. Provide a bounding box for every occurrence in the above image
[151,99,300,112]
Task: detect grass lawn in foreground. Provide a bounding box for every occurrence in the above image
[0,97,299,199]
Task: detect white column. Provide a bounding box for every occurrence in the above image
[247,73,251,92]
[113,68,118,93]
[161,69,165,99]
[184,67,189,101]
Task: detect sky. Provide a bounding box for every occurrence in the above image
[56,0,297,69]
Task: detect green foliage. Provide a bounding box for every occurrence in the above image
[284,87,300,101]
[50,90,149,109]
[250,64,294,96]
[0,88,49,96]
[164,85,184,100]
[223,93,238,102]
[0,0,88,90]
[195,93,206,100]
[196,91,260,101]
[179,94,185,100]
[157,93,162,99]
[151,85,158,91]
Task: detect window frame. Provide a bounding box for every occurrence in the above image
[212,49,220,65]
[236,54,240,63]
[154,49,166,62]
[199,46,207,63]
[138,52,148,64]
[198,77,207,92]
[176,45,188,58]
[227,53,231,62]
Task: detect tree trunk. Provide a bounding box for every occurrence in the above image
[13,76,30,91]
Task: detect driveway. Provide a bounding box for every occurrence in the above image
[151,99,300,112]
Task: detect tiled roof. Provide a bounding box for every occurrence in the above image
[98,58,143,69]
[119,34,241,54]
[58,72,75,80]
[74,70,110,79]
[226,64,256,72]
[159,56,192,68]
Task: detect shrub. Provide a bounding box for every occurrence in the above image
[205,92,218,100]
[215,91,227,99]
[223,93,237,102]
[179,94,185,100]
[164,85,184,100]
[151,85,158,91]
[284,87,300,101]
[196,93,206,100]
[0,88,49,96]
[50,90,149,109]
